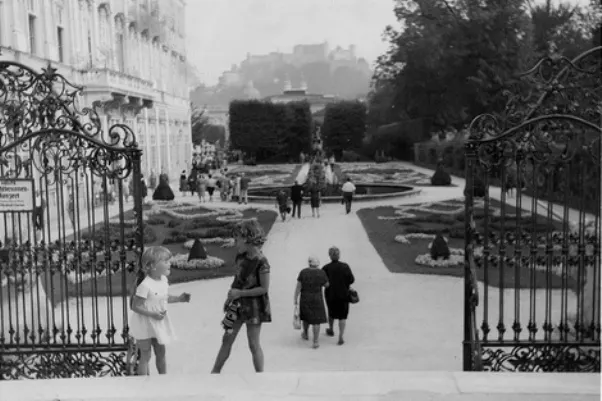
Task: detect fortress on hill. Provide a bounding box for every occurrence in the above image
[217,42,372,95]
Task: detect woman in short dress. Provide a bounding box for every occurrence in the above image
[211,220,272,373]
[294,256,329,348]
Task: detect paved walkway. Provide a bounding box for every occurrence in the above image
[4,163,595,382]
[158,184,468,374]
[2,371,599,401]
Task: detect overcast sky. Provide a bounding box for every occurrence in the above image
[184,0,398,85]
[184,0,591,86]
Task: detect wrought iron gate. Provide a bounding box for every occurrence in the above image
[0,61,145,378]
[464,47,601,372]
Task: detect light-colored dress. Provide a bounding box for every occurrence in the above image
[129,276,176,345]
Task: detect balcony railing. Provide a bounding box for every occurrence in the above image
[81,67,156,99]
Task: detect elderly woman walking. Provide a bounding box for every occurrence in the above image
[322,246,355,345]
[211,219,271,373]
[294,256,329,349]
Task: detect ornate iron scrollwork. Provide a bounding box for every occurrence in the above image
[464,47,601,372]
[1,60,144,379]
[481,345,601,372]
[0,350,128,379]
[0,62,141,180]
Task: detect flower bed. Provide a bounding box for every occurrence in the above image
[183,238,235,248]
[358,198,576,289]
[170,254,225,270]
[47,203,278,301]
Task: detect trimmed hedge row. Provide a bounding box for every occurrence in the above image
[229,100,312,163]
[414,141,599,213]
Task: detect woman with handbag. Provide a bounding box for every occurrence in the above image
[294,256,329,349]
[211,220,271,373]
[322,246,356,345]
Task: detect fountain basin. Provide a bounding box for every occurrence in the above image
[247,183,422,204]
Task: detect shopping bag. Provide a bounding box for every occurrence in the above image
[293,305,302,330]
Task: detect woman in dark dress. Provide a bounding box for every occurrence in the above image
[294,256,329,348]
[152,172,175,201]
[322,246,355,345]
[187,171,197,196]
[179,170,188,195]
[310,187,321,218]
[211,219,271,373]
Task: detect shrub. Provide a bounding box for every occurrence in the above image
[186,227,232,239]
[187,218,231,230]
[163,234,188,244]
[431,165,452,186]
[147,217,166,225]
[430,234,451,260]
[167,220,181,228]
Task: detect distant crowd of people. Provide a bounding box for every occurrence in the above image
[275,177,357,221]
[178,168,252,204]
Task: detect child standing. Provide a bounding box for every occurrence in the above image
[129,246,191,375]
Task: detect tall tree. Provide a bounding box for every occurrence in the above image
[190,106,209,145]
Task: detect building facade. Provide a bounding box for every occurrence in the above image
[0,0,192,179]
[265,79,339,115]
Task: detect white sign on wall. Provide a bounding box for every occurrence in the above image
[0,179,34,212]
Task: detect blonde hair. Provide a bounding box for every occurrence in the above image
[141,246,172,273]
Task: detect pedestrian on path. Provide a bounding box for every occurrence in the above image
[275,189,290,222]
[341,178,356,214]
[322,246,355,346]
[294,256,329,349]
[310,187,321,218]
[290,180,304,218]
[206,174,217,202]
[197,174,207,202]
[239,173,251,204]
[187,171,197,197]
[129,246,191,376]
[232,175,241,203]
[211,220,271,374]
[179,170,188,196]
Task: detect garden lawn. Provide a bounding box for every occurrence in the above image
[46,205,277,303]
[357,198,577,290]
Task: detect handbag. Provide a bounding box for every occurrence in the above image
[348,287,360,304]
[293,305,301,330]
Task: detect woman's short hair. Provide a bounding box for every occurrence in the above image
[232,219,266,246]
[308,256,320,267]
[141,246,172,273]
[328,246,340,261]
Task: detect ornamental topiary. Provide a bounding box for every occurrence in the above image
[188,239,208,261]
[430,233,451,260]
[430,165,452,186]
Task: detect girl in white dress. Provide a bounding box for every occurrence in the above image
[129,246,191,375]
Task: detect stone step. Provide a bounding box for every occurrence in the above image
[0,371,598,401]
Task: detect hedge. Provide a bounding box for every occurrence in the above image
[322,101,367,160]
[229,100,312,163]
[414,141,599,214]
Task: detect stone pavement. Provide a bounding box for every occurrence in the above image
[1,371,598,401]
[165,186,467,375]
